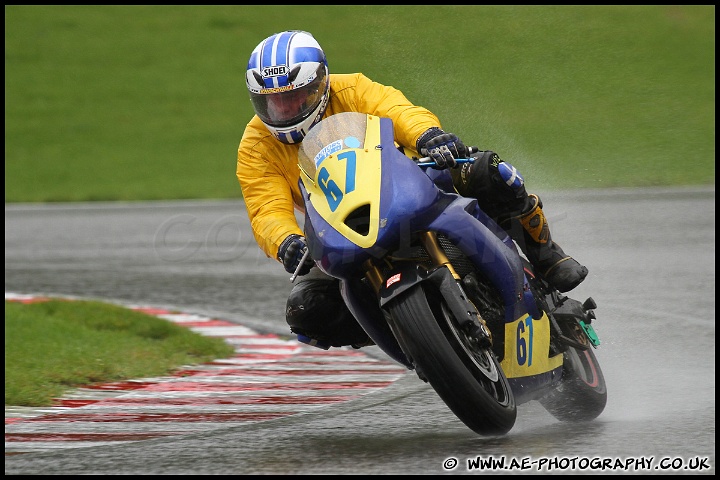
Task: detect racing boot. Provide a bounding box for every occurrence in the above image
[503,194,588,293]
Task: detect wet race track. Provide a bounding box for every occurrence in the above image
[4,186,715,475]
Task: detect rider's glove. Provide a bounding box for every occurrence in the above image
[277,234,314,276]
[416,127,468,170]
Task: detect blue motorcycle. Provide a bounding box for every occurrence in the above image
[296,112,606,435]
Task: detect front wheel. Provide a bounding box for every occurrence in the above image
[538,320,607,422]
[387,282,516,435]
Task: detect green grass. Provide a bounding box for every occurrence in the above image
[5,299,235,407]
[5,5,715,202]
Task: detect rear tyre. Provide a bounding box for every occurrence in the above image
[521,258,607,422]
[387,282,516,435]
[538,320,607,422]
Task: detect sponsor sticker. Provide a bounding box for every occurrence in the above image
[386,273,401,288]
[314,140,343,167]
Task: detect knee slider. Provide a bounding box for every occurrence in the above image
[285,279,369,347]
[285,279,336,332]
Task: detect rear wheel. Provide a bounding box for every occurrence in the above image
[521,259,607,422]
[538,319,607,422]
[387,282,516,435]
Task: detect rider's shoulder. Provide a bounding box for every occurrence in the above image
[330,72,375,89]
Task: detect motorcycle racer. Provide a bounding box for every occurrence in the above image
[237,30,588,348]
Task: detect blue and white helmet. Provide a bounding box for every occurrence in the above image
[246,31,330,144]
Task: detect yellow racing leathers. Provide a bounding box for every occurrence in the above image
[236,73,442,263]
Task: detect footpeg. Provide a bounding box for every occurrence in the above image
[582,297,597,311]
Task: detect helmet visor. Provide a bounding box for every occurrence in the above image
[250,65,328,128]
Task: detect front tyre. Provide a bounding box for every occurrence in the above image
[387,283,516,435]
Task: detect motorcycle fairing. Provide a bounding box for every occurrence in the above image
[299,113,441,278]
[421,191,536,323]
[298,115,383,249]
[340,276,413,369]
[299,112,539,321]
[501,312,564,402]
[508,369,563,404]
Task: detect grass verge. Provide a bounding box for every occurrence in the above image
[4,298,235,407]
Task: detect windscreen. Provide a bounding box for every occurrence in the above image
[298,112,369,179]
